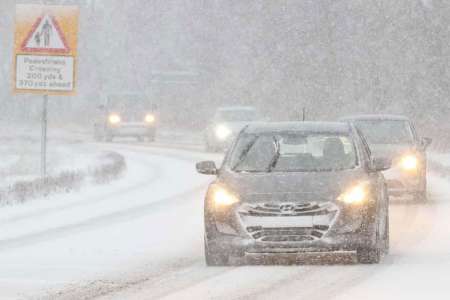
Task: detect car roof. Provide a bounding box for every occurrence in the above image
[244,122,351,134]
[217,106,256,112]
[340,114,410,121]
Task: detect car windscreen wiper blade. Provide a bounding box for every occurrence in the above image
[232,136,259,171]
[267,137,280,172]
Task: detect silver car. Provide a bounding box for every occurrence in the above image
[204,106,260,152]
[341,115,432,201]
[94,94,158,142]
[197,122,390,265]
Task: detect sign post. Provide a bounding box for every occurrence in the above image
[13,4,79,178]
[41,95,48,177]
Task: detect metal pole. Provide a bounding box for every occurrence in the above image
[41,95,48,178]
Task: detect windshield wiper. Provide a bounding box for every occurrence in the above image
[232,136,259,170]
[267,137,280,172]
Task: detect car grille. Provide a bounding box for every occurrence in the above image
[246,225,329,242]
[239,202,338,242]
[240,202,335,217]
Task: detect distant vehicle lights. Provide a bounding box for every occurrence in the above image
[215,125,232,140]
[108,114,121,124]
[145,114,156,123]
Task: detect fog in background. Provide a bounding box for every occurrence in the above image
[1,0,449,135]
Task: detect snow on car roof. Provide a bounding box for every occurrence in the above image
[340,114,410,121]
[244,122,351,134]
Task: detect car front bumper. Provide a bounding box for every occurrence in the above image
[207,200,377,256]
[107,123,155,137]
[383,166,423,196]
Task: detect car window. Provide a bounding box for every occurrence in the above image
[353,120,414,145]
[230,133,358,172]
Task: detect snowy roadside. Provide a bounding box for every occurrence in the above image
[0,124,126,206]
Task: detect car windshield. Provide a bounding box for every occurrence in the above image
[216,110,257,122]
[229,132,358,172]
[353,120,414,145]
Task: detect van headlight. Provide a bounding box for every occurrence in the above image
[108,114,121,124]
[337,182,368,205]
[215,125,232,140]
[400,155,418,171]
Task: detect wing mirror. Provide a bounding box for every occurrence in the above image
[421,137,432,150]
[371,157,391,172]
[196,161,217,175]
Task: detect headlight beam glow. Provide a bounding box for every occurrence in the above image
[213,187,239,207]
[108,114,121,124]
[215,125,232,140]
[401,155,418,171]
[338,183,368,204]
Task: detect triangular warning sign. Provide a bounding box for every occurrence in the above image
[21,14,70,53]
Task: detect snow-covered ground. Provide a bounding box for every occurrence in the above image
[1,139,450,300]
[0,125,101,188]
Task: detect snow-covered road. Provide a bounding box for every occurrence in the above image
[1,141,450,300]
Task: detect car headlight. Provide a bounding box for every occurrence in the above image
[145,114,155,123]
[337,182,368,205]
[400,155,418,171]
[108,114,121,124]
[215,125,232,140]
[211,186,239,208]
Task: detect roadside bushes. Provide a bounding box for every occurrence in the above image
[0,151,126,205]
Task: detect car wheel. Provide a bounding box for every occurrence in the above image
[148,135,155,142]
[383,213,390,254]
[357,218,381,264]
[356,247,381,264]
[204,236,229,266]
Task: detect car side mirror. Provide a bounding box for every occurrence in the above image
[196,161,217,175]
[371,157,391,172]
[421,137,432,150]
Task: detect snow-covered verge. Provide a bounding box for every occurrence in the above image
[0,123,127,206]
[0,152,126,206]
[0,145,218,300]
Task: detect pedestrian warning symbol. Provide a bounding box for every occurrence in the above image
[13,4,79,95]
[21,15,70,53]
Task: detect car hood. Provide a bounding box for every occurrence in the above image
[369,144,416,159]
[220,169,367,203]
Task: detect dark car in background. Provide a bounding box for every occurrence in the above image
[197,122,390,265]
[94,94,158,142]
[341,115,432,201]
[204,106,261,152]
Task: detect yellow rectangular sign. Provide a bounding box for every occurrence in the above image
[13,4,79,95]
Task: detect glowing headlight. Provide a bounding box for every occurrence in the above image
[145,114,155,123]
[401,155,418,171]
[338,183,368,205]
[215,125,232,140]
[108,114,121,124]
[212,186,239,207]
